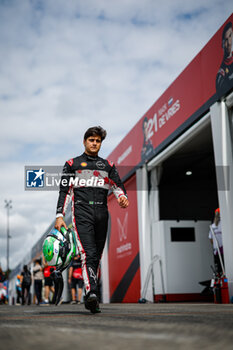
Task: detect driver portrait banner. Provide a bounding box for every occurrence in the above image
[108,14,233,178]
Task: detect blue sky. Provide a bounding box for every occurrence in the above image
[0,0,232,270]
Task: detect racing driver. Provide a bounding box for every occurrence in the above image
[55,126,129,313]
[216,21,233,96]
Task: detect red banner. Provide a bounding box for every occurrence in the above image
[108,14,233,178]
[108,174,140,302]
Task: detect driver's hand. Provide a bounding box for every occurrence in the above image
[55,217,68,231]
[118,196,129,209]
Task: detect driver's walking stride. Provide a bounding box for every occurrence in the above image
[55,126,129,313]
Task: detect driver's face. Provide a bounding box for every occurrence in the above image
[84,135,102,156]
[224,27,232,57]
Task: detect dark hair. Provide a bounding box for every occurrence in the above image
[222,22,232,41]
[84,126,107,141]
[142,117,148,130]
[23,265,28,271]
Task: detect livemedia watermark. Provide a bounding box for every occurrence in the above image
[25,166,107,191]
[24,165,231,191]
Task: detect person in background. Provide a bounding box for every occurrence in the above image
[42,257,55,305]
[0,267,5,283]
[21,265,32,305]
[33,259,43,305]
[68,254,83,304]
[15,275,22,305]
[0,284,7,304]
[209,208,224,274]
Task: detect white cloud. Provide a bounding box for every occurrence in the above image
[0,0,232,270]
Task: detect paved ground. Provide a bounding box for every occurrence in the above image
[1,302,233,349]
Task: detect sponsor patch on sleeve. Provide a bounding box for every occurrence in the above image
[67,158,74,166]
[107,159,114,167]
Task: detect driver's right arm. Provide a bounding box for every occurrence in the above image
[55,216,68,231]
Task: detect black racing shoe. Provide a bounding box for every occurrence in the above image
[93,306,101,314]
[85,293,100,314]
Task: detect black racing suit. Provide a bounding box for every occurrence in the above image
[56,152,127,296]
[141,138,153,162]
[216,53,233,97]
